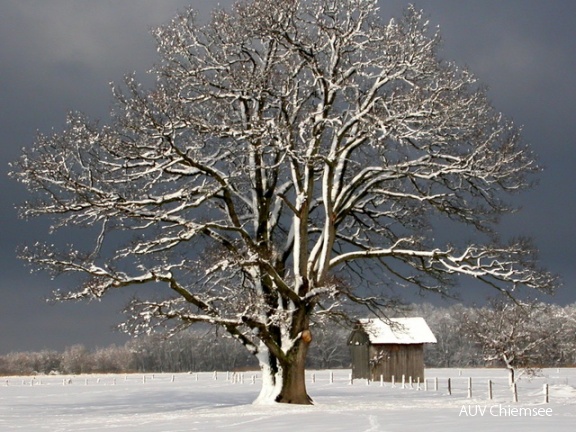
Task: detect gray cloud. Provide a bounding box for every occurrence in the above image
[1,0,575,354]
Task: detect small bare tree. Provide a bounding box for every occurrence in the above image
[11,0,555,404]
[61,345,92,375]
[307,324,350,369]
[459,299,556,385]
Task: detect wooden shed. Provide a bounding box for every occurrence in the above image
[348,317,437,382]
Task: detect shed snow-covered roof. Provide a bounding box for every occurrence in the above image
[358,317,437,344]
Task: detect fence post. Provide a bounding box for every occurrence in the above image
[417,377,421,391]
[380,374,384,387]
[349,373,353,385]
[312,373,316,384]
[402,374,406,389]
[544,384,549,403]
[488,380,493,400]
[434,377,438,391]
[447,378,451,395]
[330,371,334,384]
[391,375,395,387]
[424,378,428,391]
[467,377,472,398]
[409,376,413,388]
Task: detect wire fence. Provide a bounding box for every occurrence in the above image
[4,368,572,404]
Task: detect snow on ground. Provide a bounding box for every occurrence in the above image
[1,368,575,431]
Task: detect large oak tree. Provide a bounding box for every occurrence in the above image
[12,0,555,404]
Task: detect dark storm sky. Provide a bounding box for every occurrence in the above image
[1,1,575,354]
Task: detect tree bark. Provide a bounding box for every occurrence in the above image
[254,331,313,405]
[275,333,313,405]
[508,367,515,386]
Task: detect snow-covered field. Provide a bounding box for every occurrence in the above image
[1,368,575,431]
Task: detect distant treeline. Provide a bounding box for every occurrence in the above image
[1,303,575,376]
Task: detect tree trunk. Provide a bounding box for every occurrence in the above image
[507,365,515,386]
[253,331,313,405]
[254,346,281,404]
[275,337,312,405]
